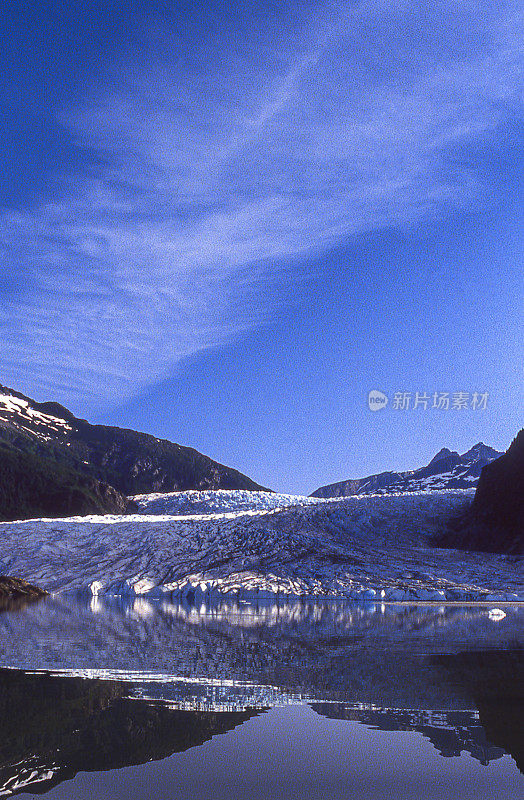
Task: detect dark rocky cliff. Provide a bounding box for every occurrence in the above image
[468,429,524,554]
[439,430,523,555]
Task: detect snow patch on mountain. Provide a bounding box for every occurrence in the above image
[0,393,72,441]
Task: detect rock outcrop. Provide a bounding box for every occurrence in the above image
[439,430,523,555]
[0,576,47,610]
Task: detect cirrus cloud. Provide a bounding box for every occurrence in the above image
[1,0,522,411]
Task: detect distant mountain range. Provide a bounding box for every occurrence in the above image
[0,384,268,521]
[311,443,503,498]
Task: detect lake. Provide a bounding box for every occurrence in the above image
[0,597,522,798]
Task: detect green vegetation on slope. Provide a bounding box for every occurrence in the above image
[0,441,132,521]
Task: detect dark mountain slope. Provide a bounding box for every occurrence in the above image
[63,416,268,495]
[0,441,135,521]
[439,430,524,555]
[0,384,269,520]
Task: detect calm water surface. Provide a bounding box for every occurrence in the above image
[0,598,521,799]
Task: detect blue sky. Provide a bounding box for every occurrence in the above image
[1,0,522,493]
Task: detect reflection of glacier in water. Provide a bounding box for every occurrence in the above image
[0,597,521,796]
[28,669,309,711]
[0,668,512,798]
[0,595,523,680]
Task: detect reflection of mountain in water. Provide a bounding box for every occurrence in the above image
[0,601,522,794]
[312,705,505,765]
[432,649,524,774]
[0,654,522,797]
[313,647,524,773]
[0,670,262,797]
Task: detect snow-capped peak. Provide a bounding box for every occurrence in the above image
[312,441,504,498]
[460,442,500,461]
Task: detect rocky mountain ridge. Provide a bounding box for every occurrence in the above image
[311,442,503,498]
[0,384,268,520]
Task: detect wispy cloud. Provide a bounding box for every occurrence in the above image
[2,0,522,411]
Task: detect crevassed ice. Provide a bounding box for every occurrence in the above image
[0,489,522,602]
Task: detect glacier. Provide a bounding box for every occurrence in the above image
[0,489,522,601]
[132,489,325,515]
